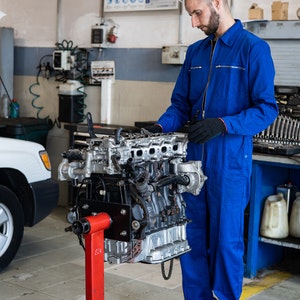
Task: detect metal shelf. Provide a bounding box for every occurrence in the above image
[245,154,300,278]
[259,236,300,249]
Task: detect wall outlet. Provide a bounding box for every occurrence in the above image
[162,45,187,65]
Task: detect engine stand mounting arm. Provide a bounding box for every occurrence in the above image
[74,213,112,300]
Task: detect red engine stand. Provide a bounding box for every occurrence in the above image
[80,213,111,300]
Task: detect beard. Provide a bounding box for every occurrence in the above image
[201,7,220,36]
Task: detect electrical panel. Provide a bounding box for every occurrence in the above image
[90,61,115,85]
[91,20,119,48]
[91,24,108,48]
[53,50,74,71]
[162,45,187,65]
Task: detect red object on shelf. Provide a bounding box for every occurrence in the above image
[83,213,111,300]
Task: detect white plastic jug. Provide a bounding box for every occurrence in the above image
[289,192,300,238]
[260,193,289,238]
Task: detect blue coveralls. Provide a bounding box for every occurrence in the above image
[157,20,278,300]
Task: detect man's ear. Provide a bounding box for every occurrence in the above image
[212,0,221,10]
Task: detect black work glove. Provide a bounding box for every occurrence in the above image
[141,124,162,134]
[188,118,226,144]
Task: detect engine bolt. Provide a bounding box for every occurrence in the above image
[120,230,127,236]
[120,209,127,215]
[132,220,140,230]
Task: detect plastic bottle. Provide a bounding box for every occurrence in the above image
[9,99,19,118]
[289,192,300,237]
[260,193,289,239]
[0,94,10,118]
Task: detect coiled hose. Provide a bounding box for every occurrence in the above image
[29,54,53,119]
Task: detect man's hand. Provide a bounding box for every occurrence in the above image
[141,124,162,134]
[188,118,226,144]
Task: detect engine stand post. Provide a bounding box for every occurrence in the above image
[75,213,111,300]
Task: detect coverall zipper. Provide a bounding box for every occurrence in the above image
[202,39,217,120]
[216,65,245,70]
[200,39,217,162]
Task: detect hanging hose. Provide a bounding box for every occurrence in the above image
[161,258,174,280]
[55,39,78,55]
[30,40,89,125]
[29,81,43,119]
[76,85,87,122]
[29,54,52,119]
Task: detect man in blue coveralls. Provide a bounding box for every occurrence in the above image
[144,0,278,299]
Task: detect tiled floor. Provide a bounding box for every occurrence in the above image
[0,207,299,300]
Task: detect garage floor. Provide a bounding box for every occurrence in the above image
[0,207,300,300]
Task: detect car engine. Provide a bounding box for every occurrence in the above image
[58,127,206,264]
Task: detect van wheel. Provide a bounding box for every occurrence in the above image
[0,185,24,272]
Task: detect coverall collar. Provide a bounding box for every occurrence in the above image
[207,19,243,47]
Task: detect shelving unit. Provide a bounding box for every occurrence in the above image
[259,236,300,250]
[244,153,300,278]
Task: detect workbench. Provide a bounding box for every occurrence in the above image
[245,153,300,278]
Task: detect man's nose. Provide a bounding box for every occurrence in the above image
[191,15,200,28]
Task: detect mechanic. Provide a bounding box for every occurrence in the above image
[144,0,278,299]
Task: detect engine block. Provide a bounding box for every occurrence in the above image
[58,130,206,264]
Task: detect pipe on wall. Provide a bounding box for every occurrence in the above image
[100,0,104,19]
[56,0,62,43]
[178,0,184,44]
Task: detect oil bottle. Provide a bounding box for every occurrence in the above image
[9,99,20,118]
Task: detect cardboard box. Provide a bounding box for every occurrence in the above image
[272,1,289,20]
[249,3,264,20]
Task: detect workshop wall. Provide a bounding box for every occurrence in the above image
[1,0,299,125]
[0,0,299,206]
